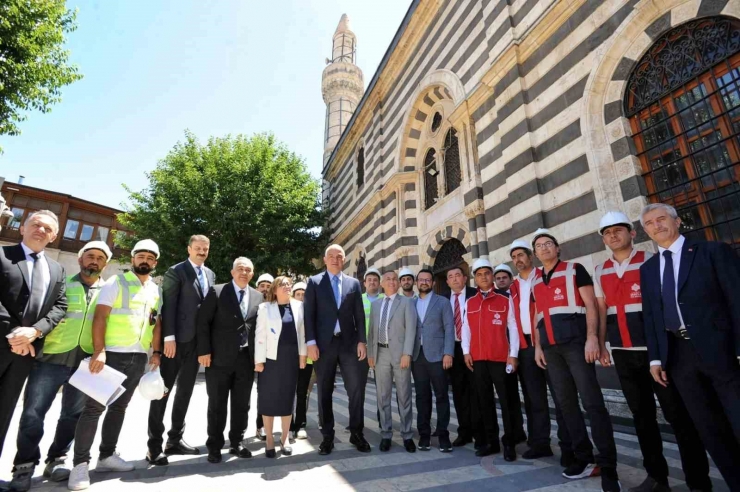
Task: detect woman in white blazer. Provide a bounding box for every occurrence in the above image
[255,276,307,458]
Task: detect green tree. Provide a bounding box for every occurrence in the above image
[118,132,327,281]
[0,0,82,147]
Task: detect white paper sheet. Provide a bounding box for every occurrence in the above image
[69,358,128,406]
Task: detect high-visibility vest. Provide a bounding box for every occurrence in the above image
[362,292,384,336]
[593,251,652,348]
[43,275,104,355]
[466,290,511,362]
[532,262,587,347]
[509,279,532,350]
[105,271,160,350]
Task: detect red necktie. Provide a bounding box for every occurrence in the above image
[454,293,462,341]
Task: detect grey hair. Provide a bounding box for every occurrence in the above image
[639,203,678,227]
[325,244,345,257]
[25,210,60,234]
[232,257,254,270]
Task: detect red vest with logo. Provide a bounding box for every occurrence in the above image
[532,261,587,347]
[508,279,531,350]
[465,290,511,362]
[594,251,651,348]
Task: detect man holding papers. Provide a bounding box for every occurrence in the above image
[68,240,163,491]
[8,242,111,491]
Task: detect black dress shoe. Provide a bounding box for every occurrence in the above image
[418,435,431,451]
[379,438,392,452]
[165,439,200,456]
[318,437,334,455]
[522,447,553,460]
[146,451,169,466]
[349,433,371,453]
[438,435,453,453]
[475,444,495,457]
[504,445,517,462]
[207,451,222,463]
[452,435,472,447]
[265,448,276,458]
[229,445,252,458]
[403,439,416,453]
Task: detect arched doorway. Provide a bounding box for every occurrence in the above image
[432,238,468,295]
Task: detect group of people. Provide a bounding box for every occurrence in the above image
[0,202,738,492]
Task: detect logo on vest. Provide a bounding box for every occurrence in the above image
[492,313,503,325]
[630,283,641,299]
[553,288,565,301]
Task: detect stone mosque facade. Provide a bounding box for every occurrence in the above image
[321,0,740,286]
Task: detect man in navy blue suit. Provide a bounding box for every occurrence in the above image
[640,203,740,490]
[304,244,369,455]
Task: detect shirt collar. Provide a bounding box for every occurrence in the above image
[20,242,43,259]
[384,293,397,301]
[73,273,103,289]
[516,268,535,282]
[329,271,343,282]
[233,280,248,294]
[658,235,685,256]
[610,247,638,265]
[188,259,204,272]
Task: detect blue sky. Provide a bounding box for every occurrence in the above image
[0,0,411,209]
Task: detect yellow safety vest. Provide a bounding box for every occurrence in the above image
[43,275,102,355]
[105,271,160,350]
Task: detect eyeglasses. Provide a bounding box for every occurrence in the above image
[534,241,555,250]
[416,278,432,283]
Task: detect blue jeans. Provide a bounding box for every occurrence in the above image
[14,360,87,466]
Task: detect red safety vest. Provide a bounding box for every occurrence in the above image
[509,279,531,350]
[593,250,652,348]
[532,261,587,347]
[466,290,511,362]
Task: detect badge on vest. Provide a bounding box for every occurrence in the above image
[493,313,503,325]
[553,288,565,301]
[630,283,641,299]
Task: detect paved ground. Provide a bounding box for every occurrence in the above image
[0,373,729,491]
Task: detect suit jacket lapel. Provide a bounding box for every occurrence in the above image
[388,296,402,322]
[13,245,31,290]
[247,288,262,319]
[226,283,243,319]
[184,261,204,299]
[321,271,338,309]
[341,274,352,306]
[677,240,696,293]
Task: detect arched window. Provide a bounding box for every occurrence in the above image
[443,128,461,194]
[626,17,740,250]
[356,147,365,187]
[424,148,439,210]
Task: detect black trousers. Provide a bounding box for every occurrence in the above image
[504,371,526,440]
[411,347,450,438]
[0,350,34,459]
[473,360,515,446]
[612,349,710,489]
[314,336,368,439]
[667,336,740,490]
[205,350,255,452]
[518,342,573,452]
[147,339,201,454]
[291,364,315,431]
[544,340,617,469]
[450,342,485,444]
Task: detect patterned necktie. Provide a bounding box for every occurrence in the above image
[238,289,247,319]
[196,266,206,294]
[331,275,341,307]
[453,293,462,341]
[22,253,44,326]
[661,251,681,334]
[378,297,391,344]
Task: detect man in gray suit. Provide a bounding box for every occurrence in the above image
[411,269,454,452]
[368,271,417,453]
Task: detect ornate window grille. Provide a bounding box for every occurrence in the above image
[356,147,365,187]
[433,238,467,274]
[443,128,462,194]
[626,17,740,251]
[424,148,439,210]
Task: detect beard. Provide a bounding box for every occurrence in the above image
[81,267,101,278]
[418,285,432,294]
[133,264,152,275]
[401,284,414,292]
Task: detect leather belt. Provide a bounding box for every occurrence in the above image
[378,343,389,348]
[668,327,690,340]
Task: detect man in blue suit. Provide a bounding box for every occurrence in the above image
[411,269,454,452]
[304,244,369,455]
[640,203,740,490]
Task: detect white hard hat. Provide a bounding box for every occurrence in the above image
[509,239,531,256]
[256,273,274,285]
[399,267,415,279]
[598,211,632,235]
[78,241,113,261]
[531,228,558,249]
[291,282,307,294]
[493,263,514,276]
[364,267,381,280]
[138,367,167,401]
[131,239,160,259]
[471,258,493,274]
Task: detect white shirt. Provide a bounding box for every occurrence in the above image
[233,281,250,346]
[20,242,50,311]
[650,235,687,366]
[449,289,468,342]
[380,294,397,344]
[189,259,209,292]
[97,275,161,353]
[515,272,535,335]
[462,293,520,358]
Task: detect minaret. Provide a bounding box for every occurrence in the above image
[322,14,364,165]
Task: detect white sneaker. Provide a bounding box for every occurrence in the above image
[95,453,134,472]
[67,463,90,491]
[297,428,308,439]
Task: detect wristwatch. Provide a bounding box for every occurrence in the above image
[153,350,163,356]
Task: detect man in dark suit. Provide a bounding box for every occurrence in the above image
[304,244,369,455]
[146,235,216,465]
[197,257,262,464]
[0,210,67,461]
[640,203,740,489]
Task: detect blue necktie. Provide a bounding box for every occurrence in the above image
[331,275,340,307]
[196,266,206,294]
[237,289,248,346]
[661,250,681,334]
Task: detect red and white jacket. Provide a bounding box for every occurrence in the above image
[532,261,587,347]
[462,290,519,362]
[509,278,534,350]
